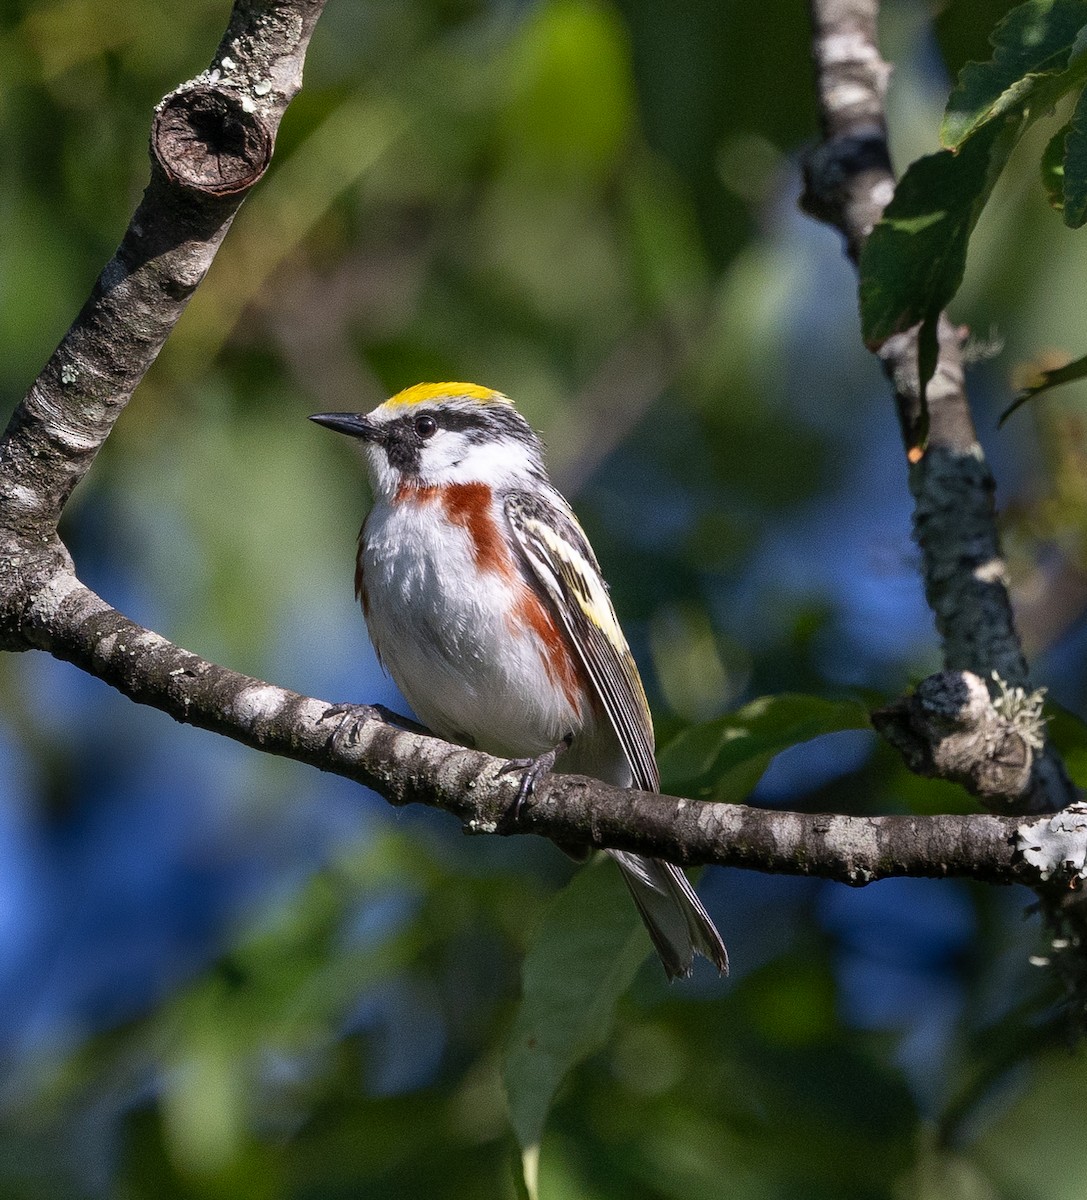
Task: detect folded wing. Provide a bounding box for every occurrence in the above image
[504,490,728,978]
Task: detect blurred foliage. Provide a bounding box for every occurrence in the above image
[6,0,1087,1197]
[658,694,870,802]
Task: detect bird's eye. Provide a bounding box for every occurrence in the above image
[415,415,438,440]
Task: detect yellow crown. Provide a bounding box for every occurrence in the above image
[383,382,511,409]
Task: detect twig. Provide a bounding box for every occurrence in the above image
[801,0,1074,813]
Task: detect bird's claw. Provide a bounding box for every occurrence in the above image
[319,702,380,750]
[499,733,573,821]
[320,703,432,755]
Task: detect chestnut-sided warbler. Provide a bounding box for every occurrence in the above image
[311,382,728,979]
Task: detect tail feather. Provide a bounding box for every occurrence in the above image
[608,850,729,980]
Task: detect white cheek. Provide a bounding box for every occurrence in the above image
[364,443,399,498]
[424,436,541,487]
[420,435,466,476]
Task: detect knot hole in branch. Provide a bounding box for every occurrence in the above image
[152,86,273,197]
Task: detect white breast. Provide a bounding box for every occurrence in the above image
[360,492,589,760]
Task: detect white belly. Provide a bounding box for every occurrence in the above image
[360,496,588,760]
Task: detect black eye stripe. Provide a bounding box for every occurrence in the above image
[430,410,480,434]
[377,403,546,478]
[435,406,542,447]
[389,406,539,444]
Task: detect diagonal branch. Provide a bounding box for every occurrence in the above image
[800,0,1075,815]
[1,0,327,629]
[0,0,1063,909]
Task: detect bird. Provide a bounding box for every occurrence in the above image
[310,382,728,979]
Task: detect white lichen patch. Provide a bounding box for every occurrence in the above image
[6,483,40,512]
[821,31,883,67]
[131,629,170,653]
[827,81,873,111]
[27,572,83,622]
[991,672,1048,749]
[1018,803,1087,881]
[299,697,333,726]
[825,813,878,860]
[232,684,288,725]
[973,558,1007,585]
[870,178,895,211]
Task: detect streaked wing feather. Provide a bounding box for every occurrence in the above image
[506,491,730,978]
[504,491,659,792]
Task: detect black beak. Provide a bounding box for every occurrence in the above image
[309,412,383,442]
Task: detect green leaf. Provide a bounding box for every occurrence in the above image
[657,694,871,802]
[1062,83,1087,223]
[1041,118,1071,210]
[1038,85,1087,226]
[999,348,1087,421]
[942,0,1087,149]
[863,1,1087,366]
[859,116,1020,348]
[503,859,647,1157]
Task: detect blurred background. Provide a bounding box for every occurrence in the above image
[3,0,1087,1195]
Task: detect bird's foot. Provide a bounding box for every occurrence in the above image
[320,702,429,751]
[499,733,574,820]
[319,702,381,750]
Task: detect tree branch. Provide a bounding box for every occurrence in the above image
[0,0,1069,913]
[801,0,1075,814]
[16,575,1030,885]
[800,0,1087,1027]
[1,0,326,611]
